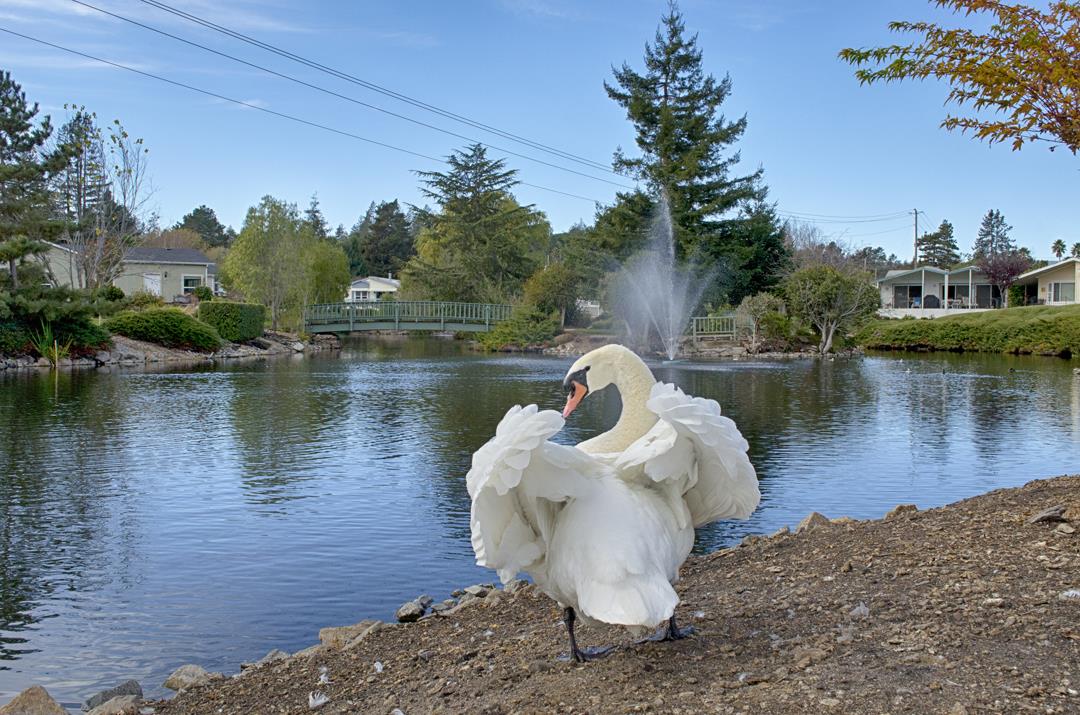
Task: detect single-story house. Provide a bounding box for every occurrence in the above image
[1014,257,1078,306]
[36,241,80,288]
[345,275,400,302]
[112,247,214,299]
[876,265,1002,318]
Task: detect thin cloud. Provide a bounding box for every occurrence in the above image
[0,0,311,34]
[498,0,579,20]
[0,50,158,73]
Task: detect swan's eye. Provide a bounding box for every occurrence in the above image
[563,367,590,395]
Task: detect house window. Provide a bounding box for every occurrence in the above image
[893,285,922,308]
[182,275,203,294]
[1051,282,1075,303]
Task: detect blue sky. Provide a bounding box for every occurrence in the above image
[1,0,1075,260]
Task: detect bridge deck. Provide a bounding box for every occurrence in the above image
[304,301,513,334]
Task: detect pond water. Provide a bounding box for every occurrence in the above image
[1,339,1078,707]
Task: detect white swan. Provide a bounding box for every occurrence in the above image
[466,344,759,661]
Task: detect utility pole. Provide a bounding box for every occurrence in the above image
[912,208,921,267]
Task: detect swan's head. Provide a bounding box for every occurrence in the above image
[561,344,640,418]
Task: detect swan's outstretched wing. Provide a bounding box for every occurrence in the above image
[467,404,597,584]
[616,382,759,527]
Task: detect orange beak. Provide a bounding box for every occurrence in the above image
[562,381,587,418]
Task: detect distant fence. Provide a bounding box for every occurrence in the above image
[690,313,750,344]
[303,301,513,334]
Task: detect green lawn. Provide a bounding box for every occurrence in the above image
[855,304,1080,358]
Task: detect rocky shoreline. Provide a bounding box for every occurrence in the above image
[7,475,1076,715]
[0,331,339,372]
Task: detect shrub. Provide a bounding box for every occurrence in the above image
[104,308,222,352]
[197,301,266,343]
[124,291,165,311]
[1007,284,1025,308]
[95,285,126,302]
[476,306,559,350]
[192,285,214,302]
[0,321,32,356]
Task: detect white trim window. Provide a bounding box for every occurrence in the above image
[182,275,204,294]
[1050,282,1075,304]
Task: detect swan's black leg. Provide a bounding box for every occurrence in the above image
[663,613,694,641]
[562,607,613,662]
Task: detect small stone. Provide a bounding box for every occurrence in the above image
[86,695,141,715]
[503,579,529,594]
[241,648,289,670]
[740,534,762,546]
[1058,589,1080,601]
[1055,523,1076,535]
[849,602,870,619]
[84,680,143,711]
[819,698,841,708]
[415,594,434,608]
[431,600,455,613]
[831,516,857,525]
[291,342,305,352]
[1028,505,1067,524]
[982,597,1006,607]
[395,601,425,623]
[884,504,918,520]
[463,584,489,598]
[0,685,67,715]
[796,512,830,533]
[163,664,221,691]
[948,704,968,715]
[771,526,790,538]
[320,620,380,648]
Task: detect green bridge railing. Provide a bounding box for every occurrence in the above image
[303,300,514,333]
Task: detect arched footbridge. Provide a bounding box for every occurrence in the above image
[303,301,513,334]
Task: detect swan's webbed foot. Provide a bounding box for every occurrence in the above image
[663,614,695,641]
[560,607,614,663]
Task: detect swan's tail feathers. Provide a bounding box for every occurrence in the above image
[644,382,761,527]
[576,574,678,630]
[467,404,597,584]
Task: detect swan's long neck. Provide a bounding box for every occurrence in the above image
[577,353,658,454]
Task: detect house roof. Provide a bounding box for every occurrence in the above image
[349,275,401,289]
[1017,257,1079,281]
[876,265,988,284]
[123,247,212,265]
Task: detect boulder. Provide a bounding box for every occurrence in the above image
[395,601,425,623]
[86,695,140,715]
[83,680,143,711]
[415,595,434,609]
[240,648,290,671]
[319,620,380,649]
[290,342,305,352]
[463,584,489,598]
[0,685,67,715]
[162,664,220,691]
[884,504,918,520]
[796,512,831,533]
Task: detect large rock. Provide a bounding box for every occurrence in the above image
[395,601,425,623]
[0,685,67,715]
[86,695,140,715]
[83,680,142,711]
[162,664,220,691]
[319,619,380,649]
[796,512,831,533]
[463,584,489,598]
[884,504,918,520]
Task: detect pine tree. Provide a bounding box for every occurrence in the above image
[403,144,549,303]
[303,194,329,241]
[0,71,67,289]
[917,219,961,268]
[175,205,231,247]
[972,209,1014,259]
[1051,238,1066,260]
[604,2,767,255]
[360,200,413,279]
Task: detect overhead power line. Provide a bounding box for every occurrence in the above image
[777,209,909,220]
[0,27,604,204]
[135,0,617,175]
[69,0,634,191]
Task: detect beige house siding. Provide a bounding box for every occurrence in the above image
[37,244,79,288]
[114,262,209,298]
[1035,262,1078,304]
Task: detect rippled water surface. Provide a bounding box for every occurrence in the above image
[1,339,1077,707]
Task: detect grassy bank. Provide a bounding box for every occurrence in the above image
[856,304,1080,358]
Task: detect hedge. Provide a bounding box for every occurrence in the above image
[197,301,266,342]
[855,304,1080,358]
[104,308,222,352]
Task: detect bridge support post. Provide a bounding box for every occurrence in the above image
[394,301,400,330]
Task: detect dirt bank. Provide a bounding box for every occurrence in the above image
[154,475,1079,715]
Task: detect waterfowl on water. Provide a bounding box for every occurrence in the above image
[466,345,760,661]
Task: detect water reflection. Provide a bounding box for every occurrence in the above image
[0,343,1077,706]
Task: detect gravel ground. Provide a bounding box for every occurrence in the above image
[153,475,1080,715]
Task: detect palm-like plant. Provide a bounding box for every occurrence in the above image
[1051,239,1066,259]
[1073,242,1080,259]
